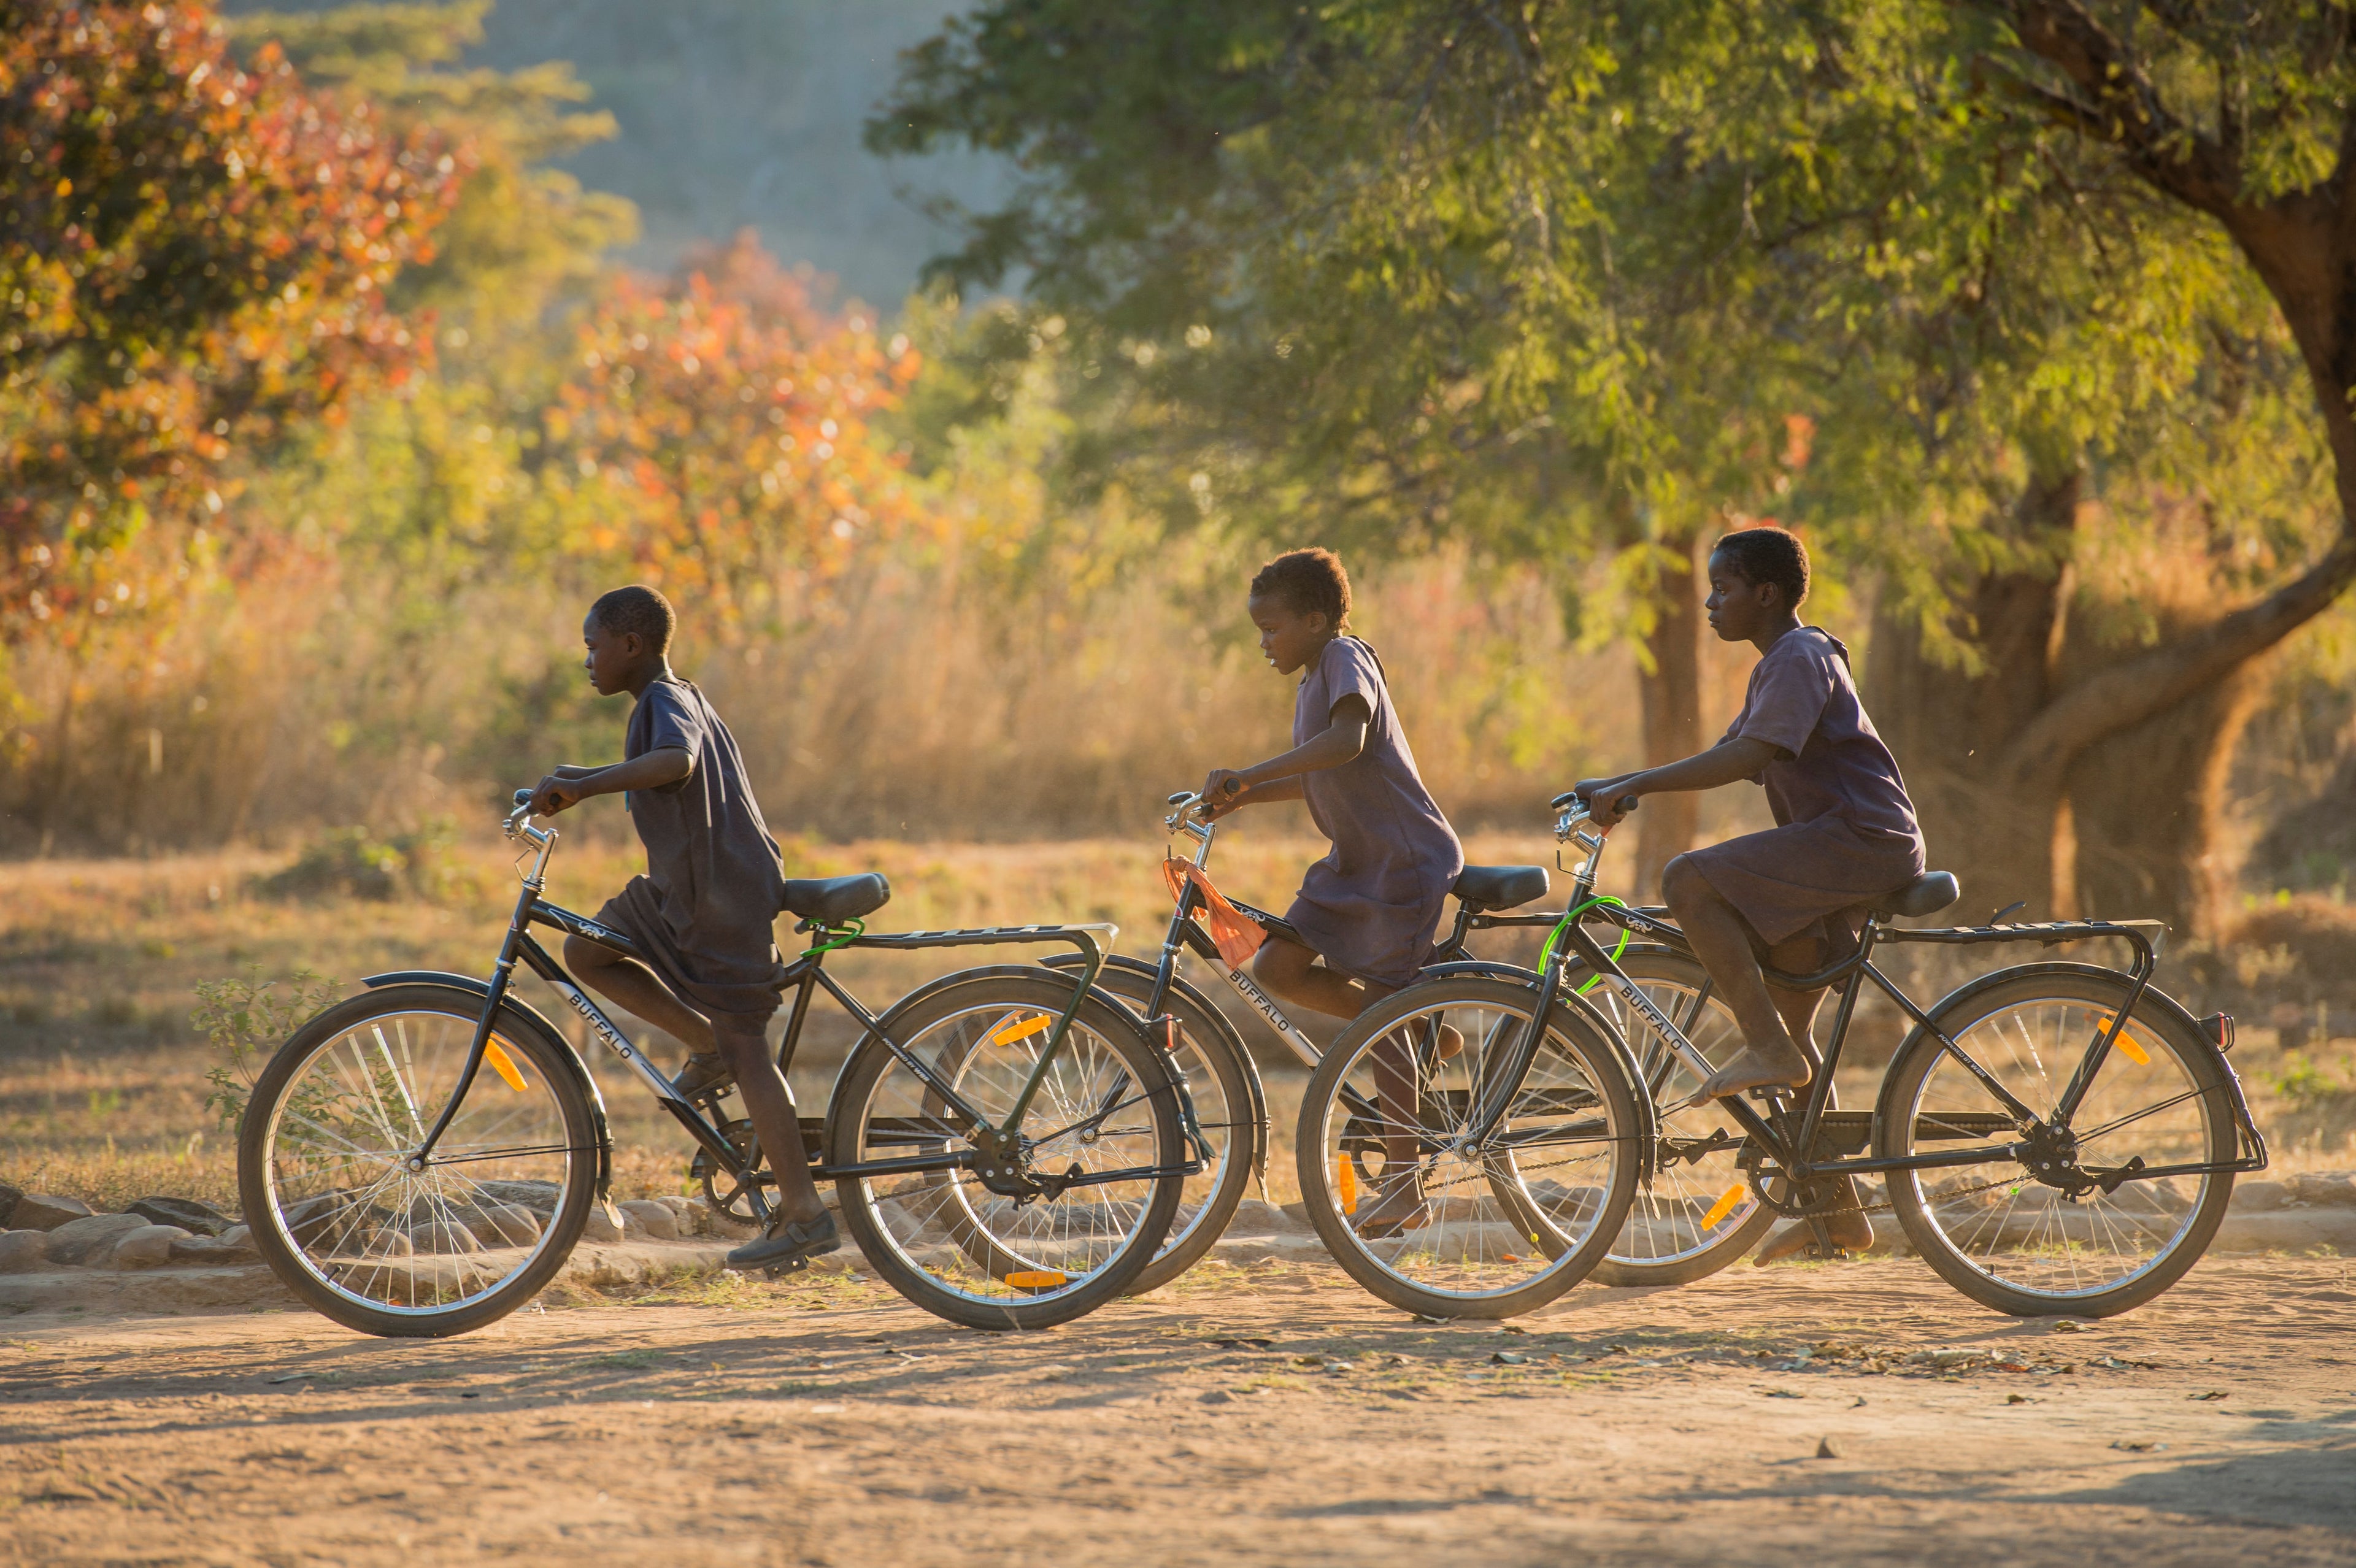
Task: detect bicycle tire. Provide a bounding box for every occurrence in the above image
[1296,975,1642,1319]
[237,984,600,1339]
[825,969,1185,1330]
[1044,953,1263,1294]
[1877,964,2238,1318]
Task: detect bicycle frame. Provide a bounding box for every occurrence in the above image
[382,802,1188,1218]
[1517,802,2266,1194]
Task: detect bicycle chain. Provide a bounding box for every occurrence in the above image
[1779,1170,2040,1220]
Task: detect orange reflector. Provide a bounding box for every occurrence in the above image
[1004,1270,1066,1290]
[991,1014,1053,1047]
[1502,1253,1522,1263]
[482,1039,528,1093]
[1700,1183,1747,1231]
[2095,1013,2151,1066]
[1336,1153,1358,1216]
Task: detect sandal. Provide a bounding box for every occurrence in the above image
[725,1212,841,1274]
[672,1052,735,1101]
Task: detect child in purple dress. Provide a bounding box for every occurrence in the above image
[1198,548,1465,1231]
[1574,526,1925,1260]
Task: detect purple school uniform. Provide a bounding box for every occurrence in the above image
[595,675,790,1024]
[1282,637,1465,989]
[1684,626,1925,955]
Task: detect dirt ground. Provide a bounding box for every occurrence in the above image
[2,1254,2352,1567]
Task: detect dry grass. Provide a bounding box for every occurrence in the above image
[4,833,2347,1221]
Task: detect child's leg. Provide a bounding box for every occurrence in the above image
[1660,856,1813,1099]
[1255,939,1451,1231]
[564,936,717,1056]
[712,1018,828,1229]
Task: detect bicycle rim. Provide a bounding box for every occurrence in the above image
[1891,975,2228,1307]
[250,1001,588,1324]
[840,977,1179,1321]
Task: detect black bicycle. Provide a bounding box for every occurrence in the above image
[236,793,1190,1336]
[1300,791,2269,1319]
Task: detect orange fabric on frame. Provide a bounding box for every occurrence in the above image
[1161,857,1269,969]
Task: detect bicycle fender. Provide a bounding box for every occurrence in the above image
[1869,960,2266,1169]
[1042,950,1271,1185]
[359,971,615,1197]
[1414,961,1663,1185]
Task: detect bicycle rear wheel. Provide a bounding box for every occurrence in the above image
[237,985,599,1337]
[1879,964,2239,1318]
[1566,949,1777,1286]
[1298,976,1641,1319]
[1044,953,1262,1294]
[826,969,1185,1329]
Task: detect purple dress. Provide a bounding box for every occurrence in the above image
[595,677,790,1025]
[1282,637,1465,989]
[1684,627,1927,957]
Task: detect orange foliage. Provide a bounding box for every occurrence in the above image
[542,232,926,632]
[0,0,466,640]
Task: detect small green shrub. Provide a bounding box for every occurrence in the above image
[257,818,475,903]
[193,967,341,1131]
[2266,1052,2354,1112]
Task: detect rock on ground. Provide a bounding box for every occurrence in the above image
[127,1196,233,1236]
[10,1195,94,1232]
[617,1200,679,1240]
[0,1229,48,1272]
[168,1232,255,1264]
[0,1181,20,1226]
[580,1205,623,1244]
[471,1203,542,1246]
[44,1213,147,1266]
[111,1225,191,1269]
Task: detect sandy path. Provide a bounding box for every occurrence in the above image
[2,1255,2353,1566]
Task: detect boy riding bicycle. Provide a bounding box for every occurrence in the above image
[1573,527,1926,1262]
[527,585,838,1274]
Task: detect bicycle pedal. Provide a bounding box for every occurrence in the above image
[763,1255,812,1280]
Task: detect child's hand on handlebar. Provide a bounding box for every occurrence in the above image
[1196,768,1249,819]
[529,774,586,817]
[1570,777,1639,827]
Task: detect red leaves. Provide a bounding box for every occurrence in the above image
[543,231,925,632]
[0,0,467,635]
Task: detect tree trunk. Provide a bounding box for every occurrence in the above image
[1865,472,2080,920]
[1633,534,1701,901]
[2063,638,2262,943]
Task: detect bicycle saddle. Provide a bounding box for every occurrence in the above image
[781,873,892,924]
[1452,864,1549,912]
[1874,870,1959,919]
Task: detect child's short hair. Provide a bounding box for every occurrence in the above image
[1250,547,1352,627]
[590,585,677,652]
[1712,526,1809,609]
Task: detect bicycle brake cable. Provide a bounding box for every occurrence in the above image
[1541,894,1631,995]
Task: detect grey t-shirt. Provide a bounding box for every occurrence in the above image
[1721,627,1921,844]
[623,676,788,984]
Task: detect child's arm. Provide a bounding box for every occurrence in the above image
[1573,737,1781,826]
[529,747,692,816]
[1199,696,1371,820]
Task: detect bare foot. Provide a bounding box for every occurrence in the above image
[1752,1209,1874,1265]
[1435,1024,1464,1061]
[1697,1045,1811,1102]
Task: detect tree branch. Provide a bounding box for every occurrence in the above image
[1992,531,2356,790]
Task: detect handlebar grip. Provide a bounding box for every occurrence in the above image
[1219,777,1242,798]
[1615,794,1639,815]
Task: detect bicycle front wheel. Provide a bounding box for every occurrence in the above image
[1879,965,2239,1318]
[236,985,599,1338]
[826,969,1185,1329]
[1298,977,1641,1318]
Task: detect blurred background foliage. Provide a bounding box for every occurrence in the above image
[0,0,2352,964]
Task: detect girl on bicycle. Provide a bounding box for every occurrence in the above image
[1198,548,1465,1234]
[1573,525,1925,1261]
